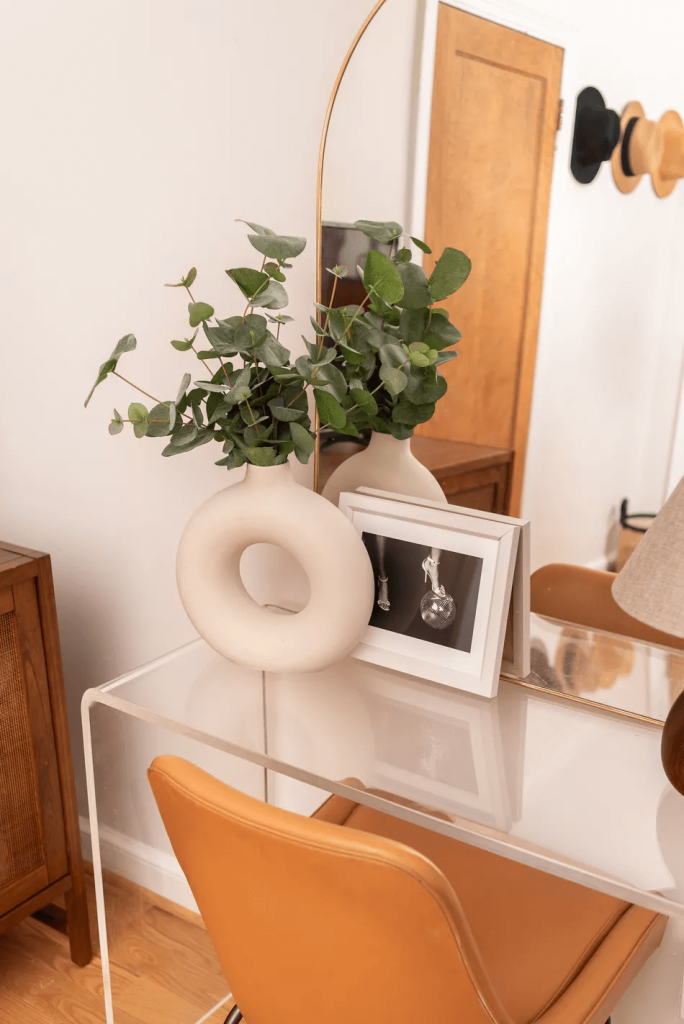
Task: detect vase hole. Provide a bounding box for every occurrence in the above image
[239,542,311,612]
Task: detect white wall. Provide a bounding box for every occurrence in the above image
[519,0,684,568]
[0,0,376,813]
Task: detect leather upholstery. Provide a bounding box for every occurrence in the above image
[148,756,665,1024]
[530,563,684,651]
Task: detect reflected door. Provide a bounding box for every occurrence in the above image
[417,5,563,514]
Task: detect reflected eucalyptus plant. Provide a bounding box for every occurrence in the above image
[309,219,471,439]
[85,221,322,469]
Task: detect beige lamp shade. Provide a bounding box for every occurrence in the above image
[612,476,684,638]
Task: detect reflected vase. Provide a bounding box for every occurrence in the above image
[321,431,446,507]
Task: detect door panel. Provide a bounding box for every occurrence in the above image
[418,5,563,514]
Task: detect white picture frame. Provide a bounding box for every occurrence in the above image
[358,488,531,680]
[338,490,521,697]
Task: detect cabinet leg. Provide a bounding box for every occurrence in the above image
[65,875,93,967]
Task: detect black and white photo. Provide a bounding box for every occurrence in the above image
[339,490,523,697]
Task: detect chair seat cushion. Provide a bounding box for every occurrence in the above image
[343,804,661,1024]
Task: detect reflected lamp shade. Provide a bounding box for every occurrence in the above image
[612,477,684,638]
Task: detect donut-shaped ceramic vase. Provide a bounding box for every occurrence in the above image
[176,463,375,673]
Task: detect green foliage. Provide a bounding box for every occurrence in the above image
[307,218,470,437]
[86,221,316,469]
[84,334,136,407]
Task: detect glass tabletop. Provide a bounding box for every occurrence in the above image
[83,617,684,928]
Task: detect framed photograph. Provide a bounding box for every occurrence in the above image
[338,491,521,697]
[358,488,530,680]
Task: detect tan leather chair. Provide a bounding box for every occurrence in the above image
[530,563,684,651]
[148,755,665,1024]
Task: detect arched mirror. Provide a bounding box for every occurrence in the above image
[314,0,563,520]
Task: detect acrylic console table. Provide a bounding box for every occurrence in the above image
[82,619,684,1024]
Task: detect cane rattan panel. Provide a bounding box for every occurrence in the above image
[0,610,44,890]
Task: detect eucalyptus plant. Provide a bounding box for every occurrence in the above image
[309,219,471,440]
[85,222,325,469]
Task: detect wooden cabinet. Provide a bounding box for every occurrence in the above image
[320,436,513,514]
[0,543,91,965]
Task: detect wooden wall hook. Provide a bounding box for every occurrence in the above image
[653,111,684,198]
[612,102,663,193]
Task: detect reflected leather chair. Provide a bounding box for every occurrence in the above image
[531,563,684,651]
[148,755,665,1024]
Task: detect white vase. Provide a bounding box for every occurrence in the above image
[176,462,375,674]
[322,431,446,507]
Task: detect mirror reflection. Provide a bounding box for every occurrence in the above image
[317,0,684,722]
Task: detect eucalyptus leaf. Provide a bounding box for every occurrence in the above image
[379,365,408,396]
[424,312,462,351]
[247,234,306,261]
[289,421,315,455]
[378,343,406,369]
[203,322,237,356]
[251,279,288,309]
[314,363,347,402]
[108,409,124,435]
[236,219,275,236]
[255,332,290,366]
[175,373,192,405]
[215,448,247,470]
[227,267,270,301]
[404,368,447,404]
[392,400,435,425]
[268,399,305,422]
[128,402,148,438]
[241,445,276,467]
[411,236,432,255]
[188,301,215,328]
[84,334,137,406]
[349,386,377,415]
[327,308,346,343]
[396,262,432,309]
[363,250,404,305]
[355,219,403,245]
[398,308,429,346]
[146,402,176,437]
[315,389,347,430]
[162,428,214,456]
[264,262,286,282]
[309,315,326,337]
[428,247,472,301]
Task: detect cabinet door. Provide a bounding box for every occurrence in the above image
[0,580,67,916]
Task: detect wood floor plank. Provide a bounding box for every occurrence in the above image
[0,866,230,1024]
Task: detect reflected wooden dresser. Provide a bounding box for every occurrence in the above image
[0,542,91,964]
[320,436,514,514]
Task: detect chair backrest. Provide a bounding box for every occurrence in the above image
[148,755,508,1024]
[530,563,684,651]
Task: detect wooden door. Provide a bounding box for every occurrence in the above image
[0,579,67,917]
[417,5,563,514]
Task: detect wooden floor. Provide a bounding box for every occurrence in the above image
[0,868,233,1024]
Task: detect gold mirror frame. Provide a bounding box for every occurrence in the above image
[313,0,389,494]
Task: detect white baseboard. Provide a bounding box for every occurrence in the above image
[80,816,198,913]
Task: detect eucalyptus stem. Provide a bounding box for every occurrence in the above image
[112,372,163,406]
